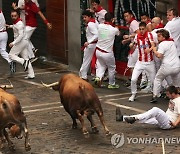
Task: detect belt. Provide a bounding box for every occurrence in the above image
[0,30,6,33]
[96,47,108,53]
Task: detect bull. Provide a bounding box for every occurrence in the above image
[42,73,110,136]
[0,87,31,151]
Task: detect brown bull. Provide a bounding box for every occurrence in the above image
[42,73,110,136]
[0,88,30,151]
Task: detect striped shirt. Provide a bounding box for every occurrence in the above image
[134,32,154,62]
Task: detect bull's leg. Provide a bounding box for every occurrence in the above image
[3,129,15,151]
[69,113,77,129]
[87,115,99,133]
[0,130,6,149]
[21,123,31,151]
[96,110,110,135]
[76,110,88,135]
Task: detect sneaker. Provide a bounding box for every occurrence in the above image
[124,79,131,87]
[124,117,136,124]
[150,96,158,103]
[23,60,30,72]
[116,107,123,122]
[24,76,35,79]
[9,61,16,74]
[141,86,152,93]
[30,57,38,63]
[94,77,100,85]
[139,81,148,89]
[128,94,136,102]
[108,84,119,89]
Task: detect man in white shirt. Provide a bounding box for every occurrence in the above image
[150,29,180,103]
[0,9,16,74]
[79,10,98,81]
[116,86,180,130]
[8,10,35,79]
[164,8,180,57]
[91,0,107,24]
[94,13,119,89]
[122,10,139,87]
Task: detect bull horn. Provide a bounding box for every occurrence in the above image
[0,79,13,89]
[41,81,59,88]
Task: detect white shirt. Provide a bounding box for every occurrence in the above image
[0,11,6,31]
[129,20,139,35]
[18,0,39,24]
[95,9,107,24]
[10,20,27,45]
[158,41,180,67]
[96,23,119,53]
[166,97,180,123]
[164,17,180,56]
[86,20,98,47]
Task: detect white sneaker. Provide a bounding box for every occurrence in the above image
[128,94,136,102]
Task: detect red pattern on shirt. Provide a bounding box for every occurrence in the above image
[137,32,154,62]
[25,1,40,27]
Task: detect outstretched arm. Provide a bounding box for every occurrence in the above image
[38,11,52,30]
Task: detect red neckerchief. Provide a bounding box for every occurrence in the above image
[86,18,96,27]
[127,17,135,24]
[0,9,1,13]
[161,38,174,42]
[13,18,22,24]
[104,21,114,26]
[88,18,96,23]
[95,6,103,12]
[155,23,164,29]
[137,31,148,41]
[146,20,151,24]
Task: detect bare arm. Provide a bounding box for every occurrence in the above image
[152,47,163,59]
[170,115,180,127]
[38,11,52,30]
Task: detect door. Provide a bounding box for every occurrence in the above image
[46,0,68,64]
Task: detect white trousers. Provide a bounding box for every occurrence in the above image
[25,26,37,59]
[153,65,180,96]
[0,31,11,63]
[79,44,96,79]
[131,61,156,94]
[124,107,172,129]
[9,39,35,78]
[96,50,116,85]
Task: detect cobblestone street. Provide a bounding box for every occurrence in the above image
[0,58,180,154]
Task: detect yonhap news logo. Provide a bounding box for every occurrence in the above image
[111,133,180,148]
[111,133,125,148]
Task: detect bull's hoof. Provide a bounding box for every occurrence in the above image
[72,125,77,129]
[25,145,31,151]
[91,126,99,134]
[83,131,89,138]
[105,131,111,136]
